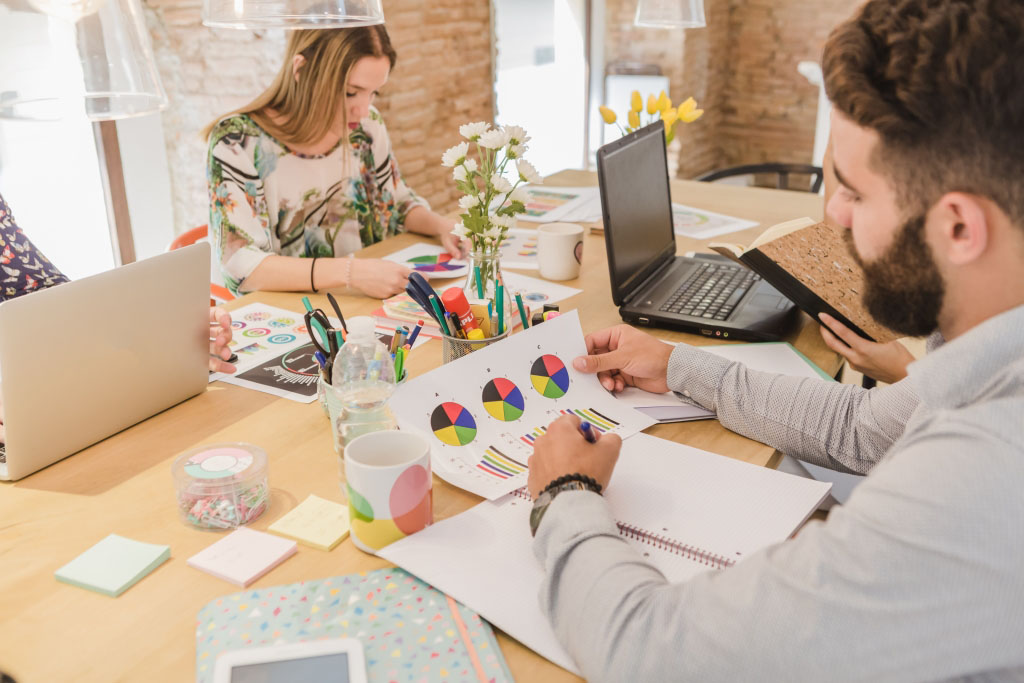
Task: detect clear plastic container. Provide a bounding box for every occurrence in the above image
[330,316,398,451]
[172,443,269,531]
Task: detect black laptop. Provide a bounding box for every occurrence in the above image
[597,121,799,342]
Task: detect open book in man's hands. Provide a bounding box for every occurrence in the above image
[708,217,899,342]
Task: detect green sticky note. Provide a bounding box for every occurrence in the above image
[55,534,170,597]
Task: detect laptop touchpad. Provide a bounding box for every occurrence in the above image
[751,293,783,309]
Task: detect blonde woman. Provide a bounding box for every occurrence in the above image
[205,26,461,298]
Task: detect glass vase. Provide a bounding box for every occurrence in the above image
[461,249,515,336]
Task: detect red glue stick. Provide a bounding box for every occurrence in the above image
[441,287,479,332]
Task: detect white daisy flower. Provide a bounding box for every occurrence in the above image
[517,159,542,184]
[459,121,490,141]
[453,165,469,182]
[458,194,481,211]
[507,144,527,159]
[510,185,530,203]
[441,142,469,168]
[490,173,513,193]
[464,158,478,173]
[491,214,516,229]
[451,222,470,237]
[479,128,511,149]
[483,225,504,240]
[504,125,531,146]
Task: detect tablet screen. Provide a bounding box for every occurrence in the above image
[231,652,350,683]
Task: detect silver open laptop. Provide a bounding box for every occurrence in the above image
[0,243,211,480]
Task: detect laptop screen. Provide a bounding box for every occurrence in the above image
[597,121,676,305]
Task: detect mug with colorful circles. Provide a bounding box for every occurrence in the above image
[343,430,432,553]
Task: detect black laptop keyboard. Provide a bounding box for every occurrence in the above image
[659,262,760,320]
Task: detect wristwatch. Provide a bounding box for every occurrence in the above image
[530,480,598,537]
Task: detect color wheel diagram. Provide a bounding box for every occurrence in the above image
[430,402,477,446]
[530,354,570,398]
[408,253,462,273]
[482,378,525,421]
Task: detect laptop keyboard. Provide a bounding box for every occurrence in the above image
[659,262,760,320]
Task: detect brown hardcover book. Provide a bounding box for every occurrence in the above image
[708,217,899,343]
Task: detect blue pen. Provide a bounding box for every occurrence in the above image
[580,421,597,443]
[407,320,424,347]
[314,350,327,368]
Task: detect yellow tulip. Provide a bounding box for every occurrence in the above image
[657,91,670,112]
[646,94,657,115]
[628,109,640,129]
[630,90,643,113]
[681,108,704,123]
[661,108,678,130]
[599,105,617,125]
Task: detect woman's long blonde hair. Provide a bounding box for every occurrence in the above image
[203,26,396,145]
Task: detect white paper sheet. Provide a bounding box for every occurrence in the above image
[388,311,656,499]
[379,432,831,674]
[514,186,601,223]
[383,243,469,280]
[671,203,760,239]
[501,271,582,312]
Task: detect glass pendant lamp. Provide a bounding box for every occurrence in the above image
[202,0,384,29]
[634,0,706,28]
[0,0,168,120]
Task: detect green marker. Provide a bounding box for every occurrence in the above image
[474,266,484,299]
[428,294,451,336]
[301,296,313,313]
[515,292,529,330]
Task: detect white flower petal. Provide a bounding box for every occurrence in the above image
[458,194,481,210]
[463,158,478,173]
[453,166,468,182]
[441,141,469,168]
[503,125,531,146]
[490,173,513,193]
[516,159,542,184]
[459,121,490,141]
[479,129,511,149]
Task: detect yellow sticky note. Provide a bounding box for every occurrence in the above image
[268,494,350,551]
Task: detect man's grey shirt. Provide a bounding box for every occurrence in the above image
[533,305,1024,681]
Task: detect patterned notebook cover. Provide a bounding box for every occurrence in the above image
[195,568,513,683]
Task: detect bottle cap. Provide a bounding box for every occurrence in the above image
[467,328,485,340]
[346,316,375,343]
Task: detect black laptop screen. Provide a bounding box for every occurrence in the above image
[597,122,676,305]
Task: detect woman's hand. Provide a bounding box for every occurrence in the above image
[819,313,914,384]
[209,307,237,374]
[350,258,412,299]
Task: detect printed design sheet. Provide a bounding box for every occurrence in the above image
[389,310,655,499]
[672,203,759,239]
[383,243,469,280]
[514,186,602,224]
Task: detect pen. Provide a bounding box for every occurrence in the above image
[326,292,348,333]
[430,295,451,336]
[580,421,597,443]
[515,292,529,330]
[395,347,405,382]
[407,320,423,347]
[314,350,327,368]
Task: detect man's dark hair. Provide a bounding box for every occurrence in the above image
[823,0,1024,226]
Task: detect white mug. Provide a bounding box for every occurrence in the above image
[343,430,432,553]
[537,222,584,281]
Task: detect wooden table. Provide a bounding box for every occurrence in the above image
[0,171,833,682]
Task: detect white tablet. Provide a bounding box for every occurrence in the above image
[212,637,367,683]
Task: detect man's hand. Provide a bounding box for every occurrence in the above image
[209,307,237,374]
[819,313,913,384]
[527,414,623,499]
[573,325,673,394]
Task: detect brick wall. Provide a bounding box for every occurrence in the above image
[144,0,494,233]
[603,0,859,179]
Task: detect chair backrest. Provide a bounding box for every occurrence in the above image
[697,163,824,194]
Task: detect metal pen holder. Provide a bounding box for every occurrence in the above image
[441,326,510,364]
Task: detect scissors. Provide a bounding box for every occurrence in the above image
[304,309,338,358]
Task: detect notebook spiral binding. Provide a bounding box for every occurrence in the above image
[508,487,735,571]
[616,522,735,570]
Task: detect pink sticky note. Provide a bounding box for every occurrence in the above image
[186,527,296,587]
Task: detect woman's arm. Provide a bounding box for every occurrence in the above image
[241,254,412,299]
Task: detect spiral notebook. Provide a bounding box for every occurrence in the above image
[379,432,831,674]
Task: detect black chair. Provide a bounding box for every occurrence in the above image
[697,163,824,194]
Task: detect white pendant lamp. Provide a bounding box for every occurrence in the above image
[0,0,168,121]
[634,0,706,29]
[202,0,384,29]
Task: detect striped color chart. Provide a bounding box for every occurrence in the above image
[476,447,528,479]
[519,408,622,447]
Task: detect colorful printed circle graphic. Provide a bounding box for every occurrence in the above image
[267,333,297,344]
[269,317,295,328]
[430,402,477,446]
[183,447,253,480]
[523,292,548,303]
[531,354,570,398]
[243,327,271,338]
[482,378,525,421]
[231,320,246,330]
[281,343,321,376]
[244,311,271,322]
[295,324,308,334]
[407,253,462,273]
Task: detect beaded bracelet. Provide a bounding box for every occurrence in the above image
[542,473,602,496]
[344,255,354,290]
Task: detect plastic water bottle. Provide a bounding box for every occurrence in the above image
[330,316,398,452]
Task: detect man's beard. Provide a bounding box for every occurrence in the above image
[844,214,945,338]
